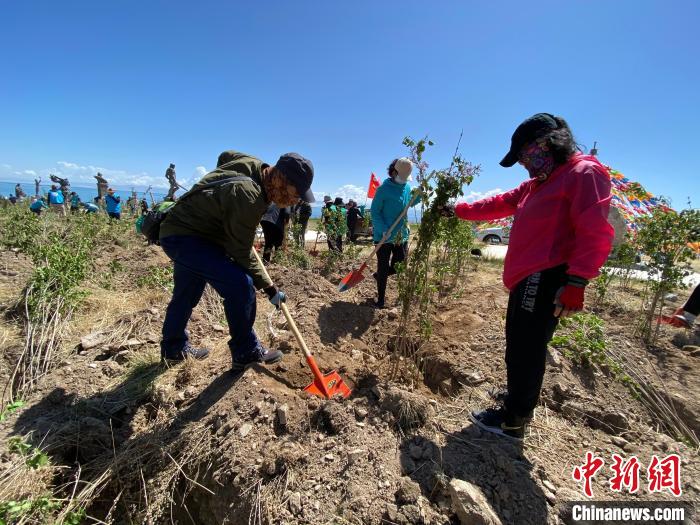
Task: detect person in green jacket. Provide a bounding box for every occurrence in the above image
[158,150,315,371]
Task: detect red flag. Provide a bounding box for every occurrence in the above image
[367,172,380,198]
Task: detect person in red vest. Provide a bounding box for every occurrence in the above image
[442,113,613,440]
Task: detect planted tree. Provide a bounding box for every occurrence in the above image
[394,135,480,376]
[634,206,700,344]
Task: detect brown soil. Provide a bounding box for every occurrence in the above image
[1,241,699,524]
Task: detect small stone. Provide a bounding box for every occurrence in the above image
[347,448,365,465]
[276,404,289,426]
[395,478,421,505]
[611,436,628,448]
[324,454,334,462]
[78,350,88,356]
[80,332,107,350]
[542,480,557,494]
[212,323,226,333]
[288,492,302,515]
[387,308,399,320]
[354,406,368,420]
[544,490,556,506]
[184,386,197,399]
[448,479,502,525]
[465,370,486,386]
[123,338,144,348]
[239,423,253,438]
[88,363,98,369]
[114,350,131,364]
[546,347,563,367]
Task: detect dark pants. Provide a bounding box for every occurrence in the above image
[295,218,309,247]
[327,236,343,253]
[160,235,262,360]
[261,222,284,263]
[347,219,358,243]
[375,242,408,305]
[108,212,121,220]
[504,265,567,417]
[683,284,700,316]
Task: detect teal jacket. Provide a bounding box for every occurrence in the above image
[370,178,419,243]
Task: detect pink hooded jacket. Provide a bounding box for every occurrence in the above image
[456,154,613,290]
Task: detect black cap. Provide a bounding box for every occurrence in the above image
[500,113,559,167]
[275,153,315,203]
[333,197,344,206]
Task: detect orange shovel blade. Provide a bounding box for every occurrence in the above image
[338,262,368,292]
[304,371,352,399]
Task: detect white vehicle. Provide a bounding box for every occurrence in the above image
[476,226,510,245]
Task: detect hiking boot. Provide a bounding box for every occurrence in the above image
[161,345,210,363]
[231,348,284,373]
[469,406,529,441]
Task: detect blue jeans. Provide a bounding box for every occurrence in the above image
[160,235,262,360]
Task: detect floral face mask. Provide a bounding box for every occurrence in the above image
[518,139,555,181]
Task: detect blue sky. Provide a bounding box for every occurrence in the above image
[1,1,698,207]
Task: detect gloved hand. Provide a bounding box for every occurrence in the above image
[437,203,455,218]
[264,286,286,310]
[553,275,587,318]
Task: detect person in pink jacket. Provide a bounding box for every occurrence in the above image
[442,113,614,440]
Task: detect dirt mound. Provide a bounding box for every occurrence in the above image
[1,239,699,524]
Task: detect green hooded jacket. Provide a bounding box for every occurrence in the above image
[159,150,273,289]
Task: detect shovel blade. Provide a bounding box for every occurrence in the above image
[304,371,352,399]
[338,263,367,292]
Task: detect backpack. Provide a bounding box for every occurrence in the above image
[138,174,252,244]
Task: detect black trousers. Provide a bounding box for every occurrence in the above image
[295,218,309,247]
[504,265,567,417]
[376,242,408,305]
[327,236,343,253]
[683,284,700,316]
[261,222,283,263]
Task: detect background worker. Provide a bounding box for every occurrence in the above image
[260,203,290,263]
[442,113,613,440]
[158,150,314,371]
[29,196,48,215]
[47,184,66,216]
[346,199,364,243]
[292,199,312,248]
[370,157,416,309]
[105,188,122,219]
[69,191,82,213]
[165,163,178,200]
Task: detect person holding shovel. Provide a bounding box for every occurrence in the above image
[370,157,417,309]
[158,150,315,371]
[441,113,613,439]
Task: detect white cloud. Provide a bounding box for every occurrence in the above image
[331,184,367,203]
[23,170,37,176]
[1,164,11,169]
[194,166,207,178]
[459,188,503,203]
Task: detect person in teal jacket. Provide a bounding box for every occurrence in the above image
[69,192,81,213]
[47,185,66,216]
[29,197,48,215]
[105,188,122,219]
[370,157,418,308]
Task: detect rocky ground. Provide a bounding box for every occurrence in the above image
[0,237,698,524]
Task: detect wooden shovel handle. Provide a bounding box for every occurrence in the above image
[252,248,313,359]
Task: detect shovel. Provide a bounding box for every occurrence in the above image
[338,189,421,292]
[309,228,321,256]
[253,249,351,399]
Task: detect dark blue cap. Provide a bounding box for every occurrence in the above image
[275,153,315,203]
